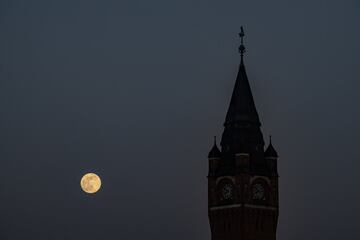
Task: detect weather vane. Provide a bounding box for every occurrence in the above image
[239,26,246,60]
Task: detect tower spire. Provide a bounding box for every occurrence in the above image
[222,27,263,156]
[224,27,260,127]
[239,26,246,63]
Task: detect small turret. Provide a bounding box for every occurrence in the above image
[208,136,221,176]
[265,135,278,158]
[265,135,278,176]
[208,136,221,158]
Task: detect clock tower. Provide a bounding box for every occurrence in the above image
[207,27,279,240]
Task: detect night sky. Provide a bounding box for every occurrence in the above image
[1,1,360,239]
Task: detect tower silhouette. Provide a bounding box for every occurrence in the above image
[208,27,279,240]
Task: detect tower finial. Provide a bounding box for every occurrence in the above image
[238,26,246,61]
[269,134,272,144]
[213,136,217,145]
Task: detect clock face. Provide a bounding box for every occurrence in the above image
[252,183,266,200]
[221,183,233,200]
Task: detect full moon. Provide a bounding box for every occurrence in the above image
[80,173,101,194]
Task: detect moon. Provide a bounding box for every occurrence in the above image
[80,173,101,194]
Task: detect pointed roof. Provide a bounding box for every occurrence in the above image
[224,27,261,126]
[208,136,221,158]
[265,136,278,158]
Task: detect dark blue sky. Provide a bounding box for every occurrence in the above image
[1,0,360,239]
